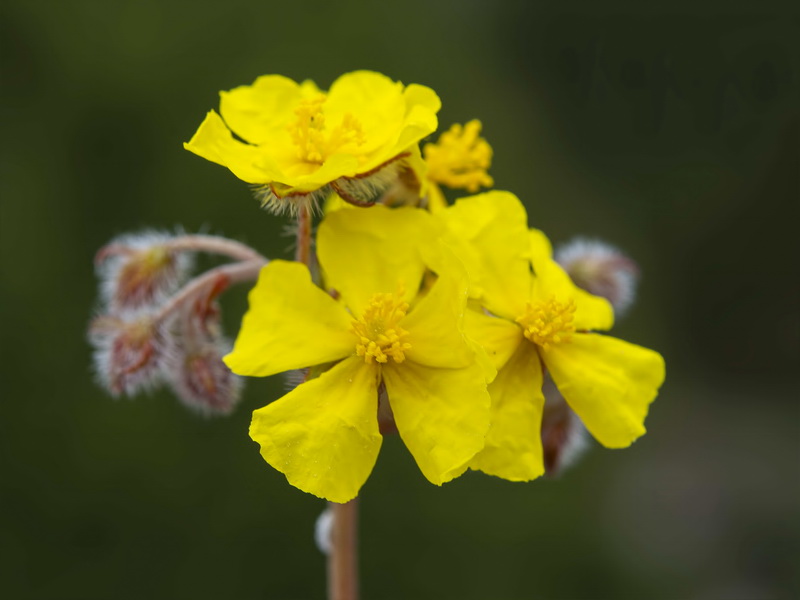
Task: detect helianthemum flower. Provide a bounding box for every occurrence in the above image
[437,191,666,481]
[422,120,494,212]
[224,206,492,502]
[184,71,441,214]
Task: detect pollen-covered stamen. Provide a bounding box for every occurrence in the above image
[287,94,366,164]
[516,297,577,350]
[351,290,412,364]
[423,120,494,192]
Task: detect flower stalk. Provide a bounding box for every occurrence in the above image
[327,499,359,600]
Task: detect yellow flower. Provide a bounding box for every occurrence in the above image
[184,71,441,214]
[438,191,665,481]
[224,206,492,502]
[423,120,494,213]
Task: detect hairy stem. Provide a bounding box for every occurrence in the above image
[154,258,267,323]
[168,234,267,262]
[328,499,359,600]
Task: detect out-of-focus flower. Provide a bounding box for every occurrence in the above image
[95,231,192,311]
[423,120,494,212]
[438,191,665,481]
[555,238,639,317]
[184,71,441,214]
[224,206,492,503]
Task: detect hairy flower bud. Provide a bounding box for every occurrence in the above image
[163,283,242,416]
[96,231,193,311]
[89,313,169,397]
[166,339,242,416]
[541,374,590,476]
[555,239,639,317]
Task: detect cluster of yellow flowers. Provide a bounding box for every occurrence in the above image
[185,71,666,503]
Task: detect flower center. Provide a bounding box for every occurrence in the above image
[351,290,412,364]
[516,297,576,350]
[287,94,367,164]
[423,120,494,192]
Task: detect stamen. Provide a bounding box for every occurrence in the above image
[351,288,412,364]
[516,297,577,350]
[287,95,366,164]
[423,120,494,192]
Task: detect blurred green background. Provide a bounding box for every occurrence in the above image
[2,1,798,598]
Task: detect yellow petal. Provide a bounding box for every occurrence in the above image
[382,360,491,485]
[317,206,437,316]
[401,244,476,370]
[464,309,523,371]
[439,191,531,319]
[469,341,545,481]
[426,181,448,213]
[250,357,382,503]
[183,110,280,184]
[219,75,317,145]
[529,228,553,262]
[224,260,354,377]
[542,333,665,448]
[325,71,406,154]
[530,239,614,331]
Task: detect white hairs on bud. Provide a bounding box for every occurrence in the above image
[331,160,404,207]
[96,230,194,312]
[283,369,308,391]
[252,184,330,217]
[314,507,334,555]
[541,374,591,476]
[555,238,639,318]
[88,312,172,398]
[165,336,243,417]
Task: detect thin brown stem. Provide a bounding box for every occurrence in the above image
[154,258,267,323]
[327,499,359,600]
[295,206,312,266]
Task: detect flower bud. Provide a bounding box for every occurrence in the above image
[166,339,242,417]
[555,239,639,317]
[89,313,169,397]
[541,374,590,476]
[95,231,192,311]
[314,507,334,555]
[163,284,242,416]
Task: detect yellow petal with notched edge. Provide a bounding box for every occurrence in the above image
[382,360,491,486]
[439,191,532,320]
[541,333,665,448]
[469,341,546,481]
[224,261,354,377]
[317,206,437,316]
[183,110,281,183]
[529,230,614,331]
[250,357,382,503]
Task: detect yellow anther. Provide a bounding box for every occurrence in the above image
[516,297,577,350]
[423,120,494,192]
[351,289,412,364]
[287,94,366,164]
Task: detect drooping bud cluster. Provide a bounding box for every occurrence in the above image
[89,231,266,416]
